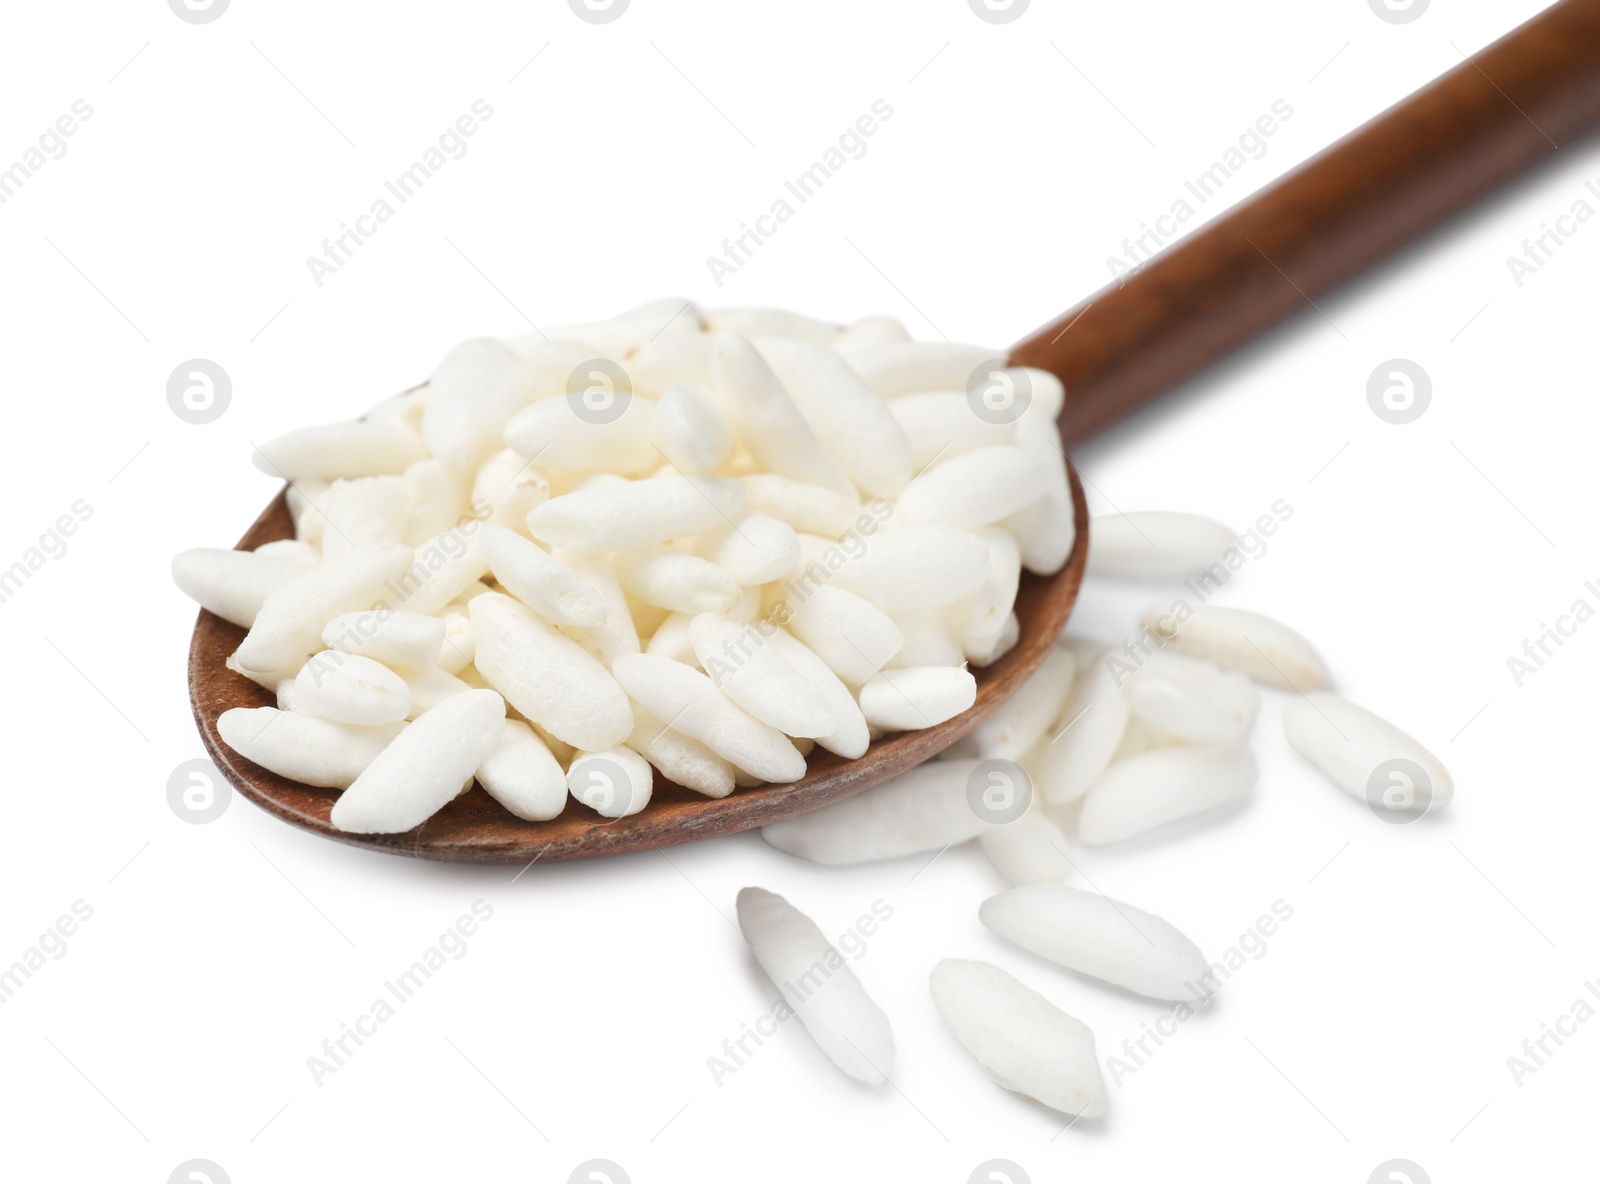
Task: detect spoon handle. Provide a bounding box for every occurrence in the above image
[1010,0,1600,447]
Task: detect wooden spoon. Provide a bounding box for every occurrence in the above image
[189,0,1600,863]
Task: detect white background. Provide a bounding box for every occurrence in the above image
[0,0,1593,1180]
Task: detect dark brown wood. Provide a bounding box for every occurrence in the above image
[1010,0,1600,446]
[190,2,1600,863]
[187,469,1089,863]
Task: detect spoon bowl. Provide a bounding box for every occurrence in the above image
[188,461,1089,863]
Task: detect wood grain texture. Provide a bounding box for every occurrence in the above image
[186,2,1600,864]
[188,466,1088,863]
[1010,0,1600,447]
